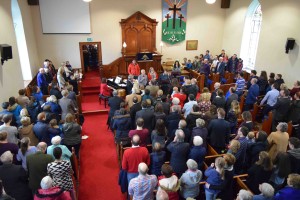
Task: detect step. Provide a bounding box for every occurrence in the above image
[82,110,109,115]
[82,90,99,95]
[81,85,99,90]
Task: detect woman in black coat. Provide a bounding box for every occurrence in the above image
[247,131,268,166]
[246,151,273,194]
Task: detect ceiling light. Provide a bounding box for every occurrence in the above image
[206,0,216,4]
[83,0,92,2]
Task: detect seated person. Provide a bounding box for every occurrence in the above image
[99,78,112,98]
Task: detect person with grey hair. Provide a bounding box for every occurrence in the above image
[128,162,157,200]
[191,118,208,148]
[245,77,259,111]
[108,90,124,128]
[253,183,274,200]
[126,74,134,94]
[58,89,76,120]
[26,142,54,193]
[37,67,49,95]
[189,136,206,169]
[267,122,289,161]
[34,176,72,200]
[236,189,253,200]
[0,151,33,200]
[47,136,72,161]
[179,159,202,199]
[167,129,190,177]
[138,69,148,87]
[177,119,191,143]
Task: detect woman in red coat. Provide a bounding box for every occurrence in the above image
[148,67,158,81]
[99,78,112,97]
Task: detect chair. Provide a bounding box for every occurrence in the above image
[99,94,109,108]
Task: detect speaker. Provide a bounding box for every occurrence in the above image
[0,44,12,60]
[285,38,295,53]
[27,0,39,6]
[221,0,231,9]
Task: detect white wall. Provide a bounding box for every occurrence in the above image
[30,0,226,67]
[0,0,24,104]
[222,0,300,87]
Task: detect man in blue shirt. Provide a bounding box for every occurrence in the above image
[236,72,246,97]
[37,68,49,95]
[260,83,280,116]
[245,78,259,111]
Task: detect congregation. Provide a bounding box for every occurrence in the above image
[100,50,300,200]
[0,60,82,200]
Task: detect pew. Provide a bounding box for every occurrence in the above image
[261,111,273,135]
[71,147,79,200]
[224,72,235,84]
[210,73,220,91]
[287,121,293,136]
[219,83,236,94]
[239,95,245,112]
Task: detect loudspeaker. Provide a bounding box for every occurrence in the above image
[221,0,231,9]
[27,0,39,6]
[0,44,12,60]
[285,38,295,54]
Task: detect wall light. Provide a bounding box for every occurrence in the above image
[206,0,216,4]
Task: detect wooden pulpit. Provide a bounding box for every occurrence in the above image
[100,11,163,78]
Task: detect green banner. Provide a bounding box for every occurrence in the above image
[162,0,188,44]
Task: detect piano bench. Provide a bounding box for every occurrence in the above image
[99,94,109,108]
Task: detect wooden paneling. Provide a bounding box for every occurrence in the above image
[221,0,231,8]
[125,28,138,54]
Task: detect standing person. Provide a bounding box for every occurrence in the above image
[182,94,197,118]
[62,113,82,157]
[247,151,273,194]
[204,157,226,200]
[272,89,291,130]
[129,118,149,147]
[107,90,124,127]
[138,69,148,87]
[18,116,39,146]
[16,137,37,171]
[150,143,166,177]
[214,57,226,82]
[258,71,268,95]
[47,147,74,198]
[227,54,238,73]
[57,67,67,90]
[47,136,72,161]
[179,159,202,199]
[0,114,18,144]
[189,136,206,169]
[260,83,279,117]
[127,59,140,78]
[158,164,180,199]
[0,151,33,200]
[148,67,158,81]
[245,78,259,111]
[206,153,236,200]
[122,135,150,184]
[26,142,54,193]
[208,108,230,153]
[236,72,246,97]
[167,130,190,177]
[135,101,155,133]
[267,122,289,161]
[16,89,30,108]
[274,173,300,199]
[33,112,51,145]
[37,68,49,95]
[58,90,76,120]
[226,100,241,134]
[128,163,157,200]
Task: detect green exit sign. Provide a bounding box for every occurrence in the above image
[87,38,93,42]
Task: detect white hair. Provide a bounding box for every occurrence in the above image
[238,189,253,200]
[260,183,274,198]
[61,89,69,97]
[51,136,62,145]
[40,176,53,189]
[186,159,198,170]
[138,162,148,175]
[0,151,13,164]
[172,97,180,105]
[193,136,203,146]
[47,95,57,103]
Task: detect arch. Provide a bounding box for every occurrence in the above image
[11,0,32,81]
[240,0,262,71]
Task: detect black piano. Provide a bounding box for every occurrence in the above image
[107,77,127,90]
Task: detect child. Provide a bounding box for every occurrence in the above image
[158,164,180,200]
[204,157,226,200]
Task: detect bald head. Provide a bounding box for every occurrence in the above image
[138,162,148,175]
[132,134,140,146]
[37,142,47,153]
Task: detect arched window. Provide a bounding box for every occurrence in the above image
[11,0,32,81]
[240,0,262,71]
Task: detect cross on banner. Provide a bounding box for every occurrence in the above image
[169,4,181,29]
[178,14,184,27]
[165,14,171,27]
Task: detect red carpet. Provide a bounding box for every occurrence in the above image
[78,71,125,200]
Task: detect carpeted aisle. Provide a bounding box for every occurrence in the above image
[78,71,125,200]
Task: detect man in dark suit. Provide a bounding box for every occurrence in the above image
[214,57,226,80]
[211,82,220,102]
[130,96,142,129]
[108,90,124,127]
[272,89,291,130]
[49,82,62,100]
[26,142,54,193]
[208,108,230,153]
[126,75,134,95]
[167,129,190,177]
[0,151,33,200]
[135,100,155,134]
[226,87,238,111]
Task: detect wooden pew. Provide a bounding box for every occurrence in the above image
[261,111,273,135]
[224,72,234,84]
[210,73,220,91]
[287,121,293,136]
[219,83,236,94]
[239,95,245,112]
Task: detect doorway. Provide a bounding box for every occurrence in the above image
[79,42,102,74]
